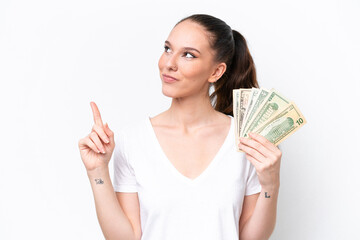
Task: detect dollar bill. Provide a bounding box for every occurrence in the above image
[252,102,307,146]
[238,89,252,137]
[233,89,240,139]
[233,89,252,151]
[233,89,240,148]
[242,89,290,138]
[240,88,270,137]
[239,88,259,135]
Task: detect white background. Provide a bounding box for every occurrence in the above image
[1,0,359,239]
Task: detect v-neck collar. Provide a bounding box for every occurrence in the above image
[146,115,234,185]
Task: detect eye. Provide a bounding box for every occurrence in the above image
[184,52,195,58]
[163,46,196,59]
[164,46,171,53]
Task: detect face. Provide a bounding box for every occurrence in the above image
[158,20,226,99]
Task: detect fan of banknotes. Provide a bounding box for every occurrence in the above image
[233,88,307,152]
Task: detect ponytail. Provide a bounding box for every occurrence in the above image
[210,30,258,116]
[176,14,259,117]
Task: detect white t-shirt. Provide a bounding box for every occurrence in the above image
[112,114,262,240]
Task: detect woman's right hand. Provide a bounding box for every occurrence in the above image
[78,101,115,173]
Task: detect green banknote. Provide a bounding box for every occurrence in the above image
[232,87,307,151]
[242,90,290,138]
[233,89,241,139]
[240,88,270,137]
[233,89,252,151]
[252,102,307,146]
[241,88,260,129]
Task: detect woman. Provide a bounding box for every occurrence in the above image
[78,14,281,240]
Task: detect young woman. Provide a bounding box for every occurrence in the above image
[78,14,281,240]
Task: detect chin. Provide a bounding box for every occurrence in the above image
[161,83,189,98]
[161,86,177,98]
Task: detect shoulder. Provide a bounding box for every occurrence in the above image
[214,111,233,128]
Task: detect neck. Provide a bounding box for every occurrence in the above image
[165,92,219,131]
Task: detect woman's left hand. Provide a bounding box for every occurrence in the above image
[239,132,282,189]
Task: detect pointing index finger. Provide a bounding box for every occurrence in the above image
[90,101,104,126]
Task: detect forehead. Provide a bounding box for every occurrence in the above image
[167,20,211,50]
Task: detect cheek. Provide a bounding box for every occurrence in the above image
[158,54,165,70]
[158,55,210,87]
[178,64,210,93]
[180,61,208,80]
[160,61,211,98]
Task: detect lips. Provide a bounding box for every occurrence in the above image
[162,74,178,81]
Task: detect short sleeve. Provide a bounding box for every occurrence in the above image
[112,130,138,192]
[245,162,262,196]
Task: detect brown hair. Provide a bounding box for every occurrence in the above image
[175,14,259,116]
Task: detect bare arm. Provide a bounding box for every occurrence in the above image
[87,166,138,240]
[238,132,282,240]
[239,186,279,240]
[78,102,138,240]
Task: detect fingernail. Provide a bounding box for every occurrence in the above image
[105,139,110,143]
[102,149,106,153]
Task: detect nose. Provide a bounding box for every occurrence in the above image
[165,53,178,71]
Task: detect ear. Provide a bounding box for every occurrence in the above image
[209,62,227,83]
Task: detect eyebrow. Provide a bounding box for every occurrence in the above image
[165,40,201,54]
